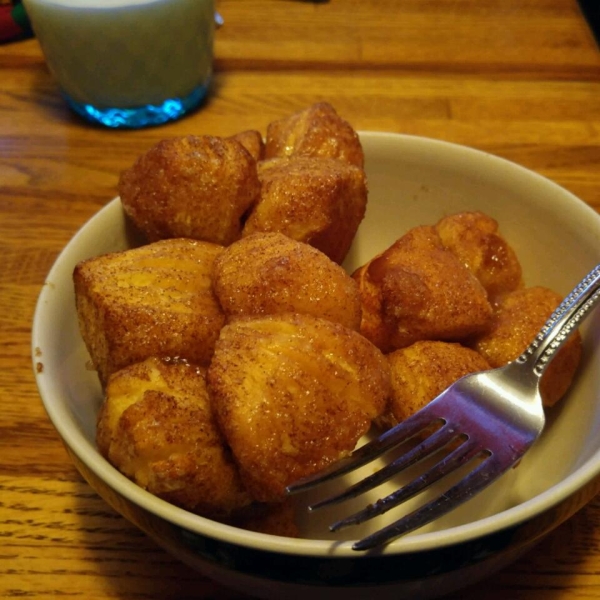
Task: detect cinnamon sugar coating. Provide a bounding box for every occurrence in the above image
[119,135,260,245]
[353,225,493,353]
[243,156,367,264]
[212,232,361,330]
[74,238,225,386]
[207,313,391,502]
[97,357,252,518]
[471,287,582,407]
[264,101,364,168]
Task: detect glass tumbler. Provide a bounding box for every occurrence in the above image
[23,0,215,128]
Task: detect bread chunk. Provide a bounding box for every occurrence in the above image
[97,357,252,518]
[207,313,391,502]
[264,101,364,168]
[212,232,362,330]
[243,156,367,264]
[227,129,265,162]
[74,238,225,386]
[471,287,582,406]
[435,211,523,302]
[379,341,491,429]
[353,225,493,352]
[119,135,260,245]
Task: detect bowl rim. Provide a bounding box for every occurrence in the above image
[32,130,600,558]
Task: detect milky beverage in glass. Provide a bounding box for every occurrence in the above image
[23,0,215,127]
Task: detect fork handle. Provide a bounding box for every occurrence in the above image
[517,263,600,377]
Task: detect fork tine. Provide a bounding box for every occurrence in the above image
[352,453,512,551]
[309,422,461,511]
[330,438,483,533]
[286,407,442,494]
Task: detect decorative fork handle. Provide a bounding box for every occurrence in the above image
[517,263,600,377]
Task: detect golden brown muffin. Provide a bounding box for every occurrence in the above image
[243,156,367,264]
[353,225,493,353]
[212,232,362,330]
[97,357,252,518]
[207,313,391,503]
[435,211,523,302]
[264,101,364,168]
[471,286,582,406]
[379,341,491,429]
[74,238,225,387]
[228,129,265,162]
[119,135,260,245]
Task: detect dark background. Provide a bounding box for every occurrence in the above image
[579,0,600,44]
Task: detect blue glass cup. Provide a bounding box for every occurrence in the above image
[22,0,215,129]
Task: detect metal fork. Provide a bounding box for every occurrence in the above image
[287,263,600,551]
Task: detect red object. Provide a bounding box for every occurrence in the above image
[0,3,32,43]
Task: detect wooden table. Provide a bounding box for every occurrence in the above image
[1,1,600,598]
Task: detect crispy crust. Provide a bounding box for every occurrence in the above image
[228,129,265,162]
[435,211,523,302]
[379,341,491,428]
[243,156,367,264]
[97,357,252,518]
[264,101,364,168]
[74,238,225,386]
[207,313,391,502]
[212,232,362,330]
[471,286,582,406]
[119,135,260,245]
[353,225,493,352]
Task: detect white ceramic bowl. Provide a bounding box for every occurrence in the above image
[32,132,600,600]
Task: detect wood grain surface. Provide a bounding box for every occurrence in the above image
[1,0,600,598]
